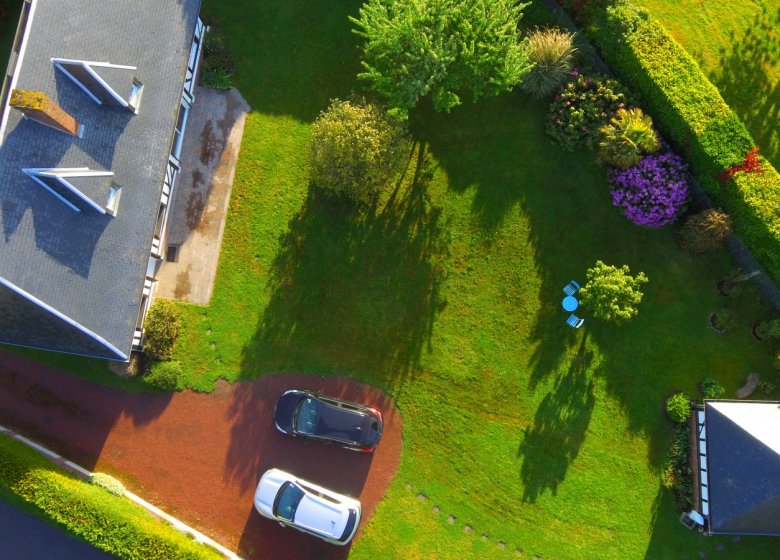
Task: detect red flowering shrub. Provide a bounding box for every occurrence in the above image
[717,147,763,184]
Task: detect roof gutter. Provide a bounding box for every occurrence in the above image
[0,0,38,145]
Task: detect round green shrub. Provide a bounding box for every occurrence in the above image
[520,27,577,99]
[700,377,725,399]
[666,393,691,424]
[755,318,780,339]
[88,472,126,496]
[143,300,181,361]
[144,360,182,391]
[579,260,648,322]
[310,99,411,201]
[546,74,634,151]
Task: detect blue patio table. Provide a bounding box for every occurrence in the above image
[562,295,578,312]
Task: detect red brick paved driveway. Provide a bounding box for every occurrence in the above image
[0,350,403,559]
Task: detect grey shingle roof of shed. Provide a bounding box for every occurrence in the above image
[0,0,201,358]
[705,400,780,535]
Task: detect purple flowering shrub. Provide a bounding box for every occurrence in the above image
[546,74,634,151]
[610,152,689,227]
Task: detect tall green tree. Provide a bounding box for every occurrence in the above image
[351,0,532,117]
[579,261,648,322]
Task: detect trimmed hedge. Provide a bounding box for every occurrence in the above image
[584,1,780,281]
[0,435,223,560]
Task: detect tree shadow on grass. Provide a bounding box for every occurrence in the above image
[517,331,596,502]
[203,0,365,123]
[239,144,450,390]
[710,6,780,169]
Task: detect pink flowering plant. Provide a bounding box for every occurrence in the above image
[546,74,634,151]
[609,152,689,227]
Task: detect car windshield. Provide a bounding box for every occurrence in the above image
[294,397,319,435]
[273,482,305,522]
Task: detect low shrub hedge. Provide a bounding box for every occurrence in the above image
[0,435,223,560]
[583,1,780,281]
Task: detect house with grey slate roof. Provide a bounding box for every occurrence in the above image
[0,0,205,360]
[693,400,780,535]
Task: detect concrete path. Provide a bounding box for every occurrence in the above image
[156,86,250,303]
[0,498,117,560]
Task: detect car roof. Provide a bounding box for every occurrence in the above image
[294,493,349,538]
[310,397,373,444]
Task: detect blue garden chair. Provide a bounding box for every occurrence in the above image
[566,314,584,328]
[563,280,581,296]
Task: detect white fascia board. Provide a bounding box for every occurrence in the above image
[52,59,102,104]
[0,275,128,361]
[0,0,39,145]
[51,59,136,108]
[23,168,81,213]
[25,168,111,214]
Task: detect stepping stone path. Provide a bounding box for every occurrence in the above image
[411,484,533,558]
[733,536,741,543]
[716,544,724,552]
[698,552,707,558]
[736,373,760,398]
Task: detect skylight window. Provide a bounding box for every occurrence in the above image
[23,167,117,215]
[51,58,143,113]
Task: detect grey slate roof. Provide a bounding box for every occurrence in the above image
[705,400,780,535]
[0,0,202,359]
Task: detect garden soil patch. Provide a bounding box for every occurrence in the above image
[0,350,403,559]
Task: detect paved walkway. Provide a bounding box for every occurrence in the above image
[156,86,250,303]
[0,350,402,560]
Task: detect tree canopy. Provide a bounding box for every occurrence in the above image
[351,0,532,117]
[579,261,648,322]
[310,99,411,200]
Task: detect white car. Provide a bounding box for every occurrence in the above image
[254,468,362,546]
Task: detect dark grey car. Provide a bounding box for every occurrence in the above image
[273,390,383,452]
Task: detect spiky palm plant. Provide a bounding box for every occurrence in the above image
[598,107,660,169]
[520,28,577,98]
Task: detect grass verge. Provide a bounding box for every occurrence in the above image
[0,434,224,560]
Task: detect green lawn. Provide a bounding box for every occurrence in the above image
[6,1,779,558]
[167,1,778,558]
[632,0,780,169]
[0,0,22,73]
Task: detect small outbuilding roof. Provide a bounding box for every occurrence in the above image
[704,400,780,535]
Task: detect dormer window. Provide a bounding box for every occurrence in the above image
[51,58,144,114]
[22,167,120,215]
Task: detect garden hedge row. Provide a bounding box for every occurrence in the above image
[583,1,780,280]
[0,435,223,560]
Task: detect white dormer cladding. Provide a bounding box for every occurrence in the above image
[147,17,205,262]
[51,58,143,113]
[22,167,119,215]
[183,17,206,103]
